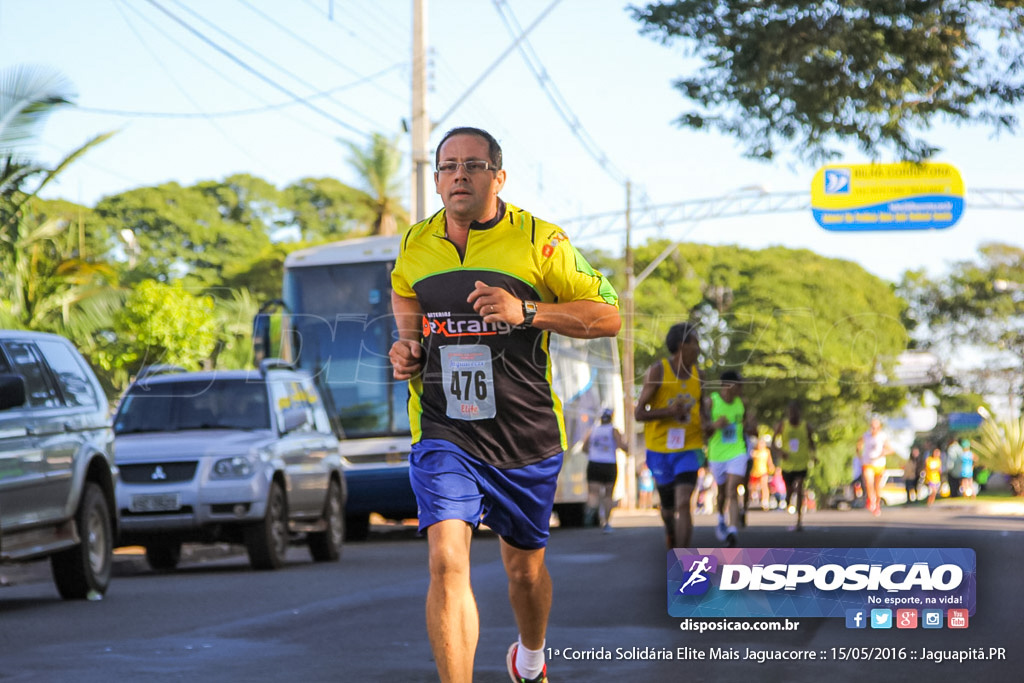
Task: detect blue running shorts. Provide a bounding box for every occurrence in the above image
[409,439,564,550]
[646,449,704,487]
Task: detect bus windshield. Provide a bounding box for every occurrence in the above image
[283,261,410,439]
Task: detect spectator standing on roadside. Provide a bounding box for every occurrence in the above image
[975,465,992,494]
[388,126,620,683]
[959,439,976,497]
[924,446,943,506]
[904,446,923,503]
[769,467,787,510]
[638,463,655,509]
[945,437,964,498]
[851,452,864,507]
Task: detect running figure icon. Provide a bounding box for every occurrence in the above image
[678,556,712,593]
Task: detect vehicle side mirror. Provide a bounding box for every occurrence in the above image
[0,373,27,411]
[281,407,309,434]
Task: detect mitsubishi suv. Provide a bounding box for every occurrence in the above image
[0,330,118,599]
[112,360,345,571]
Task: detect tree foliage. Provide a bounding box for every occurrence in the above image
[0,64,74,155]
[93,178,274,288]
[91,280,218,391]
[601,239,909,489]
[897,242,1024,408]
[343,132,408,236]
[630,1,1024,162]
[283,176,376,241]
[0,65,117,332]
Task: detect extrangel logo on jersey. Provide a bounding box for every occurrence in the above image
[422,311,513,338]
[667,548,976,619]
[676,555,717,596]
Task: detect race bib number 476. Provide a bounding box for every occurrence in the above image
[440,344,496,421]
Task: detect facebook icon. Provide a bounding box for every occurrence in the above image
[845,609,867,629]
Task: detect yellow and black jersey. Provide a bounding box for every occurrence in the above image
[392,201,618,469]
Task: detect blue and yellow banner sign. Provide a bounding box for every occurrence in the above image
[668,548,976,619]
[811,162,964,231]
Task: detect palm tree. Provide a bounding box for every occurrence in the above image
[973,417,1024,496]
[343,132,408,236]
[2,65,72,229]
[1,64,115,330]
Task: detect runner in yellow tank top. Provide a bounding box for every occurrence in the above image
[636,321,708,549]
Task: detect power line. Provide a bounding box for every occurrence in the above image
[114,0,278,170]
[436,0,562,128]
[143,0,370,141]
[237,0,407,105]
[117,0,336,142]
[299,0,409,71]
[167,0,382,132]
[491,0,627,186]
[74,64,405,119]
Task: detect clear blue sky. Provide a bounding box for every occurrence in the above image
[2,0,1022,282]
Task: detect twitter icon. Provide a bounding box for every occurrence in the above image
[870,609,892,629]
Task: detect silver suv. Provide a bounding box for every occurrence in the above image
[112,361,345,570]
[0,330,118,599]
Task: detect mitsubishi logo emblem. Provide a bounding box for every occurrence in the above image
[151,465,167,481]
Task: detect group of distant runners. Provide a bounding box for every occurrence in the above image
[632,322,817,548]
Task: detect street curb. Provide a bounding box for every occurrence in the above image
[932,500,1024,516]
[1,543,245,589]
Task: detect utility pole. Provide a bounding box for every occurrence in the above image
[622,180,637,509]
[411,0,430,222]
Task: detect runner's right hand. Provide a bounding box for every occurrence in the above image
[389,340,424,380]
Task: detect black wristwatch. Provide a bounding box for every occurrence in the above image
[521,300,538,327]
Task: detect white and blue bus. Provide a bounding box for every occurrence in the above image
[254,235,623,539]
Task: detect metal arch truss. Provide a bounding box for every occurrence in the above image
[560,188,1024,243]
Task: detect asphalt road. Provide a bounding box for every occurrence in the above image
[1,504,1022,682]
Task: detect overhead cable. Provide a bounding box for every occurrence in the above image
[236,0,407,104]
[74,64,405,119]
[114,0,280,168]
[168,0,381,131]
[491,0,627,185]
[143,0,370,141]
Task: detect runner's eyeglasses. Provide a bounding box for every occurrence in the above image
[436,160,497,174]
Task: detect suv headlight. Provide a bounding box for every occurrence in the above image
[211,456,255,479]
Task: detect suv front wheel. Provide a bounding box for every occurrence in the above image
[245,482,288,570]
[308,479,344,562]
[51,482,114,599]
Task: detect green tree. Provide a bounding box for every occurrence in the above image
[94,179,273,288]
[218,242,295,305]
[612,239,909,493]
[1,65,115,330]
[283,177,372,242]
[631,1,1024,161]
[91,280,218,391]
[343,132,408,236]
[898,242,1024,413]
[194,173,282,229]
[207,288,259,370]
